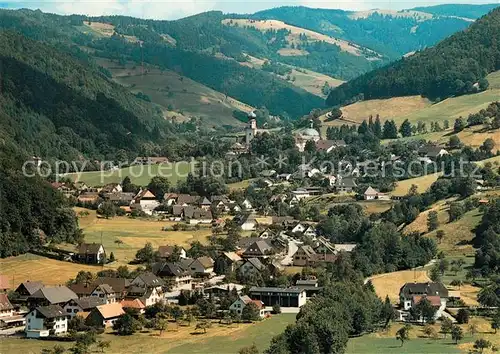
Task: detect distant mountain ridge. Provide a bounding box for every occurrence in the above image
[326,7,500,106]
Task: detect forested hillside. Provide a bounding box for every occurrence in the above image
[0,143,81,257]
[251,5,495,58]
[412,3,500,18]
[0,31,173,162]
[327,7,500,106]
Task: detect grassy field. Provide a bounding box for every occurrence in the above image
[75,209,212,265]
[97,58,251,127]
[348,317,500,354]
[333,70,500,127]
[0,314,296,354]
[392,173,442,197]
[64,162,193,187]
[333,95,432,125]
[0,208,213,288]
[222,19,366,56]
[0,253,110,288]
[240,54,343,97]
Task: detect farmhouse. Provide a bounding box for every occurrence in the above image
[133,189,160,215]
[25,305,68,338]
[86,302,125,328]
[120,299,146,314]
[335,176,357,193]
[249,287,307,308]
[293,245,317,267]
[14,281,44,302]
[214,252,243,274]
[76,243,106,264]
[187,257,215,276]
[363,186,390,201]
[183,206,213,224]
[28,286,78,308]
[90,284,117,304]
[152,262,192,288]
[315,139,346,153]
[132,156,169,165]
[242,240,274,259]
[418,145,449,159]
[0,293,14,319]
[204,283,244,298]
[229,295,265,318]
[399,282,449,321]
[238,258,265,277]
[63,297,106,318]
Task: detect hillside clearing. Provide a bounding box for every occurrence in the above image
[222,19,370,56]
[349,9,434,20]
[321,95,432,126]
[96,58,251,126]
[0,253,112,288]
[64,162,193,187]
[240,55,343,97]
[392,173,442,197]
[76,209,212,265]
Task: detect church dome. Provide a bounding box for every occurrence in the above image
[301,128,320,137]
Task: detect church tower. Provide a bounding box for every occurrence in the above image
[245,111,258,145]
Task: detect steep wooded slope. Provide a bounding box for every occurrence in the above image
[327,8,500,106]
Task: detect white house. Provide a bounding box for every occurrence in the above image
[241,199,253,210]
[303,225,317,238]
[63,297,106,318]
[229,295,265,318]
[25,305,68,338]
[399,282,449,322]
[239,213,257,231]
[90,284,117,304]
[134,189,160,215]
[291,223,306,234]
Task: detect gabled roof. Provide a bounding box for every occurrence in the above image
[135,189,156,200]
[134,272,165,287]
[413,295,442,307]
[200,197,212,206]
[400,282,448,299]
[121,298,145,310]
[77,243,103,255]
[299,245,317,257]
[315,140,337,151]
[172,205,184,216]
[244,258,265,270]
[243,240,273,255]
[30,286,78,304]
[95,303,125,319]
[70,296,106,310]
[196,256,214,269]
[17,281,44,295]
[36,305,66,319]
[93,278,131,293]
[152,262,187,277]
[238,295,252,305]
[177,194,199,205]
[95,284,115,294]
[222,252,242,262]
[157,245,184,258]
[364,186,379,196]
[0,293,13,311]
[68,283,96,296]
[178,258,195,271]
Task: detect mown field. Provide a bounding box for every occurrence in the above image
[348,317,500,354]
[0,314,296,354]
[329,70,500,127]
[64,162,193,187]
[392,173,442,197]
[0,208,213,288]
